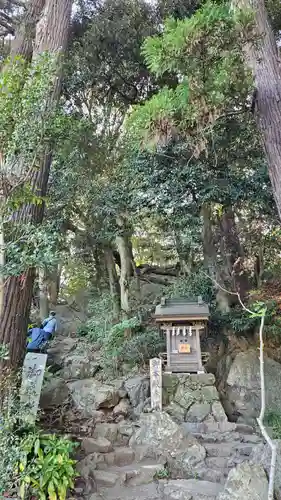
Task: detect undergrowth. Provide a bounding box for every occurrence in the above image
[0,370,77,499]
[265,411,281,439]
[78,310,165,375]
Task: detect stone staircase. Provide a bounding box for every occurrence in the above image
[76,420,264,500]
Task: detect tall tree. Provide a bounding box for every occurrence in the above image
[233,0,281,221]
[0,0,72,368]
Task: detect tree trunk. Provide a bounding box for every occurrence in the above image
[38,267,49,320]
[0,0,72,368]
[104,247,121,319]
[254,245,264,288]
[47,263,61,305]
[201,204,217,279]
[174,230,193,275]
[219,206,249,299]
[233,0,281,220]
[116,217,133,319]
[10,0,45,61]
[116,234,132,318]
[0,211,4,317]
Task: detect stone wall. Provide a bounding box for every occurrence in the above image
[162,373,228,424]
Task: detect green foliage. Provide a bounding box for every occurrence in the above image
[0,52,64,286]
[167,273,215,303]
[77,293,115,341]
[19,433,77,500]
[265,411,281,439]
[62,258,92,300]
[211,306,258,336]
[103,316,142,355]
[0,377,28,496]
[127,1,254,151]
[78,296,165,371]
[101,327,165,371]
[1,52,58,170]
[154,466,170,479]
[0,57,27,148]
[4,222,62,278]
[210,300,277,337]
[0,371,77,499]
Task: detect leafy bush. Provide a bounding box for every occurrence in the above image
[167,272,215,304]
[102,317,142,354]
[210,306,258,336]
[265,411,281,439]
[104,328,166,367]
[0,373,29,495]
[210,299,278,338]
[0,369,77,499]
[77,292,115,342]
[19,433,78,500]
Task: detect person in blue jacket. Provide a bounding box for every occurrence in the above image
[26,324,46,352]
[27,312,57,352]
[41,311,58,340]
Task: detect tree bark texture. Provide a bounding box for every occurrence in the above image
[39,267,49,320]
[0,0,72,368]
[201,204,217,279]
[233,0,281,220]
[116,233,132,318]
[10,0,45,61]
[104,247,121,319]
[219,206,249,299]
[47,263,61,305]
[174,231,193,275]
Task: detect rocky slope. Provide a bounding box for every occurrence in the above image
[40,335,281,499]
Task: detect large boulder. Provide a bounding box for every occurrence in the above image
[226,350,281,420]
[250,440,281,500]
[124,375,150,409]
[130,411,206,476]
[129,411,185,453]
[68,379,121,416]
[217,462,268,500]
[47,337,78,365]
[40,377,69,409]
[60,354,100,380]
[167,441,206,478]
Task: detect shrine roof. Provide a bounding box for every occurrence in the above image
[154,297,209,319]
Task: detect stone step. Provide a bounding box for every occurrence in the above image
[163,479,224,500]
[205,456,229,470]
[235,423,258,435]
[192,431,241,443]
[99,447,136,467]
[238,433,262,444]
[93,483,161,500]
[181,422,262,444]
[94,461,165,488]
[204,442,255,457]
[93,470,120,488]
[182,421,237,436]
[95,479,224,500]
[193,466,227,484]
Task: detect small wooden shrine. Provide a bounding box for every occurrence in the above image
[154,296,209,373]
